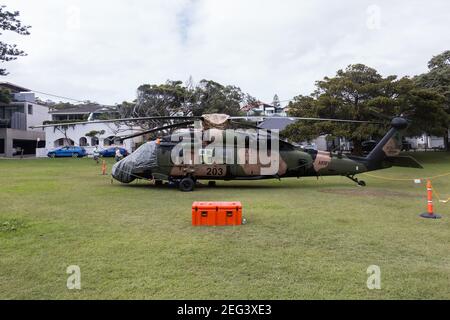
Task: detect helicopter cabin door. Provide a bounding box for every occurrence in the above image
[229,135,261,177]
[198,147,227,178]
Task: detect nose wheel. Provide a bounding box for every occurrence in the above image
[346,175,366,187]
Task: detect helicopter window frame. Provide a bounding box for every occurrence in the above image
[199,148,215,164]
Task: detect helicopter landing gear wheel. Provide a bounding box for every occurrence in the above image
[208,181,216,187]
[346,175,366,187]
[179,177,195,192]
[154,179,163,186]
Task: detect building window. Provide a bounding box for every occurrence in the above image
[104,136,115,146]
[79,137,88,146]
[91,137,99,146]
[28,105,33,115]
[54,138,74,147]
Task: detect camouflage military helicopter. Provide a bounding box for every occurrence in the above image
[113,114,425,191]
[33,113,422,191]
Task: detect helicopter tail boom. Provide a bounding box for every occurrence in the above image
[365,117,422,170]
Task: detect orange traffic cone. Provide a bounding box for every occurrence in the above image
[101,160,107,175]
[420,179,441,219]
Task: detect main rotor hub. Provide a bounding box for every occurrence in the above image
[201,113,230,130]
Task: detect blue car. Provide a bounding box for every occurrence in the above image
[99,147,128,157]
[48,146,87,158]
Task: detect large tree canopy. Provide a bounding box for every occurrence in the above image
[415,50,450,150]
[282,64,445,154]
[0,5,30,76]
[118,79,254,129]
[133,80,190,117]
[191,79,252,116]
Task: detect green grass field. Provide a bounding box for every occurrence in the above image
[1,152,449,299]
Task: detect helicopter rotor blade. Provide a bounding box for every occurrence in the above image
[229,120,261,129]
[29,115,201,129]
[117,120,195,141]
[229,120,282,136]
[230,116,384,124]
[30,113,388,131]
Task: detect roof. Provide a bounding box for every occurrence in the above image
[241,101,273,112]
[258,117,295,131]
[49,104,115,114]
[0,82,31,93]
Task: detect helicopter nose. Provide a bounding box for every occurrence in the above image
[111,141,159,183]
[111,158,136,183]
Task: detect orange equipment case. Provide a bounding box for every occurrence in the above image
[192,201,242,226]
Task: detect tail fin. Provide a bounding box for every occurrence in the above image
[383,155,423,168]
[366,117,422,170]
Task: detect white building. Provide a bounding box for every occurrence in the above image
[405,133,448,150]
[39,105,142,157]
[242,102,286,117]
[0,82,50,157]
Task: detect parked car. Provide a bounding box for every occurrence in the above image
[301,143,317,151]
[99,147,128,157]
[47,146,87,158]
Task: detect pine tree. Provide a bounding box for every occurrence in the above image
[0,5,31,76]
[272,94,281,112]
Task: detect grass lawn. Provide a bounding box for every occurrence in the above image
[0,152,449,299]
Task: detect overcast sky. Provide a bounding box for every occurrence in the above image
[2,0,449,106]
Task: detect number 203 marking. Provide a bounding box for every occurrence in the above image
[206,167,224,175]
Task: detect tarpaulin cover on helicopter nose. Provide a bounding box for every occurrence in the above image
[111,141,158,183]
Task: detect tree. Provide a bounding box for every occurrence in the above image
[85,130,105,137]
[272,94,281,110]
[118,79,255,129]
[415,50,450,150]
[394,77,446,137]
[0,88,11,103]
[0,5,31,76]
[191,79,250,116]
[118,80,190,130]
[282,64,445,154]
[52,125,74,146]
[283,64,394,154]
[134,80,190,117]
[85,130,105,146]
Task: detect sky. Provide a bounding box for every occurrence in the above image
[1,0,449,106]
